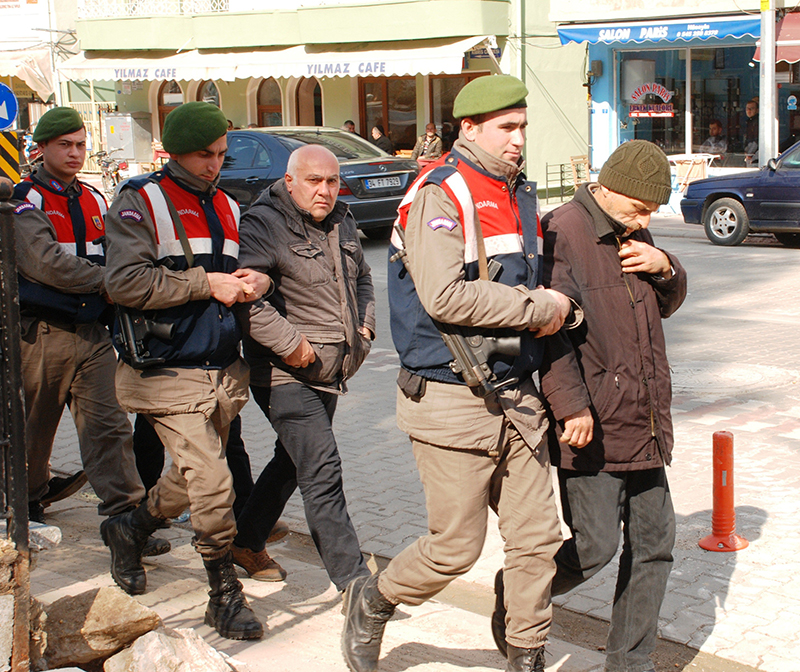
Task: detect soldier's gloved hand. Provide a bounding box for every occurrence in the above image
[207,272,253,307]
[282,335,316,368]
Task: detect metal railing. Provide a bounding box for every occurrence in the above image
[0,178,31,672]
[79,0,230,18]
[77,0,364,18]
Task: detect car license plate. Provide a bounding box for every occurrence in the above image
[365,176,401,189]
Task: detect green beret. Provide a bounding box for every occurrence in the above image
[32,107,84,143]
[161,102,228,155]
[452,75,528,119]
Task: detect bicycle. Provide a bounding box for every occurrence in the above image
[91,148,128,200]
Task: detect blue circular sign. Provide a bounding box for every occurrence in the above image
[0,83,18,131]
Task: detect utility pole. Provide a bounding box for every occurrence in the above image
[759,0,777,164]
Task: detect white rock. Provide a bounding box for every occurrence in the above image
[104,627,239,672]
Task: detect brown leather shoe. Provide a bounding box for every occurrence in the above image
[231,544,287,582]
[266,519,290,544]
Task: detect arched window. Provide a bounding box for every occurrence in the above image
[197,80,220,107]
[296,77,322,126]
[257,77,282,127]
[158,80,183,133]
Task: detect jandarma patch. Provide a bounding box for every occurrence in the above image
[14,202,35,214]
[119,209,143,222]
[427,217,457,231]
[92,215,103,230]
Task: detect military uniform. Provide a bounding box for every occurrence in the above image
[102,102,263,640]
[104,159,247,558]
[13,164,144,517]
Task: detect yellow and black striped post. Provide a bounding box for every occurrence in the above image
[0,131,19,183]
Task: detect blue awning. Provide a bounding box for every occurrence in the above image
[557,15,760,46]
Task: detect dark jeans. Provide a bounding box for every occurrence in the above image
[554,467,675,672]
[234,383,368,591]
[133,413,254,518]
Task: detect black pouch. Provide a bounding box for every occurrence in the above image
[397,368,427,401]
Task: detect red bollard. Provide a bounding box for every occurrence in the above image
[699,431,749,552]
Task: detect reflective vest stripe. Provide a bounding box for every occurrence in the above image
[140,182,239,261]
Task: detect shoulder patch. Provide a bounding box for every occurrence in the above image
[427,217,458,232]
[119,209,144,222]
[14,202,36,214]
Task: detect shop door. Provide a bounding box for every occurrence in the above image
[358,76,417,152]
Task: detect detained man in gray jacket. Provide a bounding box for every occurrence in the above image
[231,144,375,591]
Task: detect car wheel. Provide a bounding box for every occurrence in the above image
[774,232,800,248]
[703,198,750,246]
[362,225,392,241]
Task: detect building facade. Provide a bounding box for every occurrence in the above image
[54,0,587,186]
[551,0,800,169]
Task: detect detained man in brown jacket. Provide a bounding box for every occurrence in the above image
[492,140,688,672]
[231,144,375,592]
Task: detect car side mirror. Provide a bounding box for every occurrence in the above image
[768,158,779,171]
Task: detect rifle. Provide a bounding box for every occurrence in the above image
[390,223,520,397]
[94,236,175,369]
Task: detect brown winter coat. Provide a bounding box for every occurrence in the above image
[540,184,687,472]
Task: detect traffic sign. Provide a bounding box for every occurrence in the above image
[0,83,18,132]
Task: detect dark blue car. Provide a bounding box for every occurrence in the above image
[680,141,800,246]
[219,127,419,240]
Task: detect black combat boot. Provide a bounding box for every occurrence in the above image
[341,572,396,672]
[506,644,547,672]
[100,502,163,595]
[203,551,263,640]
[492,568,508,656]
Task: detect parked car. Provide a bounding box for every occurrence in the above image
[219,126,420,239]
[681,140,800,246]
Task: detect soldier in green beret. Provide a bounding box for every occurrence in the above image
[102,101,270,640]
[12,106,149,554]
[342,75,573,672]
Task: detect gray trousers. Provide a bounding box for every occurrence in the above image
[21,318,144,516]
[555,467,675,672]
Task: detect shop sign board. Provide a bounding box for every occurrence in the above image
[629,81,674,118]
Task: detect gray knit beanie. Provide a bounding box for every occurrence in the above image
[598,140,672,205]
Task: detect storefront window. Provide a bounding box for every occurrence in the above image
[618,50,686,155]
[158,80,183,133]
[197,80,220,107]
[691,46,758,166]
[257,77,282,127]
[358,76,416,151]
[429,73,487,150]
[296,78,322,126]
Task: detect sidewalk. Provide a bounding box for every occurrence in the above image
[37,212,800,672]
[32,496,607,672]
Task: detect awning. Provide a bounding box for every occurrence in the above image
[557,15,760,46]
[0,48,53,100]
[753,11,800,64]
[58,36,490,82]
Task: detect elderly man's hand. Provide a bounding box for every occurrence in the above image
[282,335,316,368]
[619,240,672,278]
[560,407,594,448]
